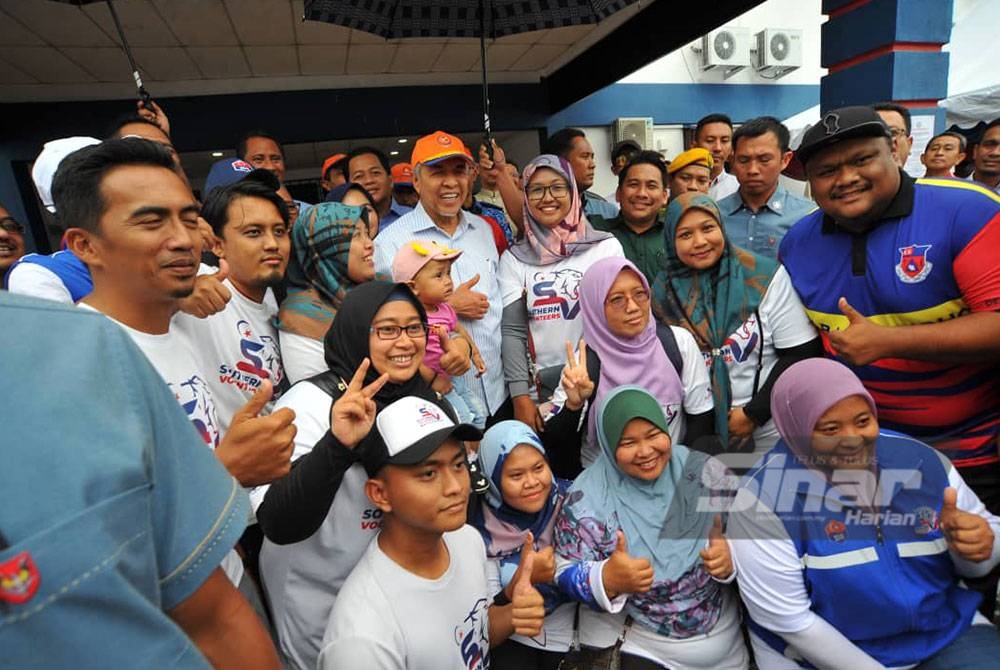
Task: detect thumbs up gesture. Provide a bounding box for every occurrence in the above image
[827,297,887,366]
[216,379,297,486]
[601,530,655,599]
[449,273,489,320]
[177,258,232,318]
[510,542,546,638]
[940,487,995,562]
[699,516,734,580]
[435,325,472,378]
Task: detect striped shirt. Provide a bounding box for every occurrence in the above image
[779,175,1000,468]
[374,202,506,414]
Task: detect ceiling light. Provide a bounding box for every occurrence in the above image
[397,138,408,144]
[211,151,223,157]
[390,150,400,156]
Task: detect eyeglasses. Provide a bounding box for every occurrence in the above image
[605,288,650,312]
[887,128,908,139]
[526,183,570,201]
[0,218,25,235]
[370,323,429,340]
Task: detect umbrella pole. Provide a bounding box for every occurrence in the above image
[480,0,493,159]
[105,0,152,107]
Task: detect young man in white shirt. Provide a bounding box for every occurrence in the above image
[318,395,546,669]
[57,138,297,589]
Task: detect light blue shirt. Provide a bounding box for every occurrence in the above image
[0,293,248,668]
[718,185,816,259]
[584,192,620,219]
[378,198,414,232]
[374,202,506,414]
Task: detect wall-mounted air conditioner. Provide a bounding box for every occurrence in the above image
[753,28,802,79]
[697,27,751,79]
[612,117,653,150]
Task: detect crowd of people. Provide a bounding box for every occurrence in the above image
[3,97,1000,670]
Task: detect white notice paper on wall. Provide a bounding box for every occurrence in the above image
[905,114,937,178]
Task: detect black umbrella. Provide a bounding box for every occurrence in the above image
[303,0,640,150]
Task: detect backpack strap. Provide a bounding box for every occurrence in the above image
[654,323,684,377]
[304,370,345,399]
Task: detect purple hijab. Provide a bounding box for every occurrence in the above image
[581,257,684,444]
[770,358,877,461]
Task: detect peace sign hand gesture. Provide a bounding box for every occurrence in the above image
[330,358,390,449]
[561,339,594,411]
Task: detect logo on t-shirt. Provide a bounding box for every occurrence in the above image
[530,268,583,321]
[895,244,933,284]
[912,506,939,536]
[360,507,384,531]
[455,596,490,670]
[218,320,283,394]
[721,314,760,364]
[0,551,40,605]
[173,375,221,448]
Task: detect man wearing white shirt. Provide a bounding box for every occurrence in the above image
[374,131,507,417]
[693,113,740,201]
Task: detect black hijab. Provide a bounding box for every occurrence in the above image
[318,281,437,407]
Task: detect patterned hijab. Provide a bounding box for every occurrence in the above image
[276,201,369,340]
[652,192,777,441]
[508,154,611,266]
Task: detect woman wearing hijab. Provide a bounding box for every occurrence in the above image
[554,385,747,670]
[469,420,574,668]
[255,281,469,670]
[498,154,623,433]
[652,192,820,457]
[729,358,1000,670]
[276,201,377,383]
[541,257,714,477]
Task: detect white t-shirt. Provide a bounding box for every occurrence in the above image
[486,559,575,652]
[499,238,624,372]
[552,325,714,468]
[278,330,326,385]
[317,525,492,670]
[174,279,284,435]
[709,170,740,202]
[78,303,244,585]
[700,266,815,453]
[255,380,381,670]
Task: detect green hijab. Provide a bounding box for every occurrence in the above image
[651,192,777,442]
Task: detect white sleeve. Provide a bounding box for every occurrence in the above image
[673,326,714,415]
[6,263,74,304]
[248,381,331,512]
[486,558,503,598]
[947,466,1000,577]
[779,617,885,670]
[277,331,327,386]
[316,635,405,670]
[497,250,525,307]
[587,559,627,613]
[761,266,817,350]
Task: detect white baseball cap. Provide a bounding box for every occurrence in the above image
[32,136,102,213]
[363,396,482,474]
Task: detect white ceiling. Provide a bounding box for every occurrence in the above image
[0,0,654,103]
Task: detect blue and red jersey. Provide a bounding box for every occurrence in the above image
[780,177,1000,468]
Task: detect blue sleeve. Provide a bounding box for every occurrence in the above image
[554,490,615,609]
[123,339,249,609]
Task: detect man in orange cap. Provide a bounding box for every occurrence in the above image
[320,153,347,194]
[374,131,506,422]
[391,162,419,208]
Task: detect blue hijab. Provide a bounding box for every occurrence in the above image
[469,420,568,611]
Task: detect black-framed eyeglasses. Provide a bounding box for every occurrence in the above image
[526,183,570,201]
[0,218,25,235]
[605,288,650,312]
[370,323,429,340]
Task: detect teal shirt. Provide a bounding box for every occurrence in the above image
[590,213,665,284]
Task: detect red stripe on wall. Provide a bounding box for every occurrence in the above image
[827,42,942,74]
[827,0,873,20]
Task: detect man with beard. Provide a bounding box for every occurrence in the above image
[58,139,296,594]
[780,105,1000,519]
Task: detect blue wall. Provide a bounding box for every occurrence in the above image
[546,82,820,132]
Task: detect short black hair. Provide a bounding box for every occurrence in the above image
[925,131,967,153]
[983,117,1000,135]
[52,138,176,233]
[345,146,391,179]
[543,128,586,159]
[872,102,912,135]
[732,116,791,153]
[617,150,667,189]
[106,114,166,141]
[238,130,284,160]
[611,140,642,164]
[201,179,289,237]
[694,114,734,141]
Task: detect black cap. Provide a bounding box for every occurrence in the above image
[796,106,892,166]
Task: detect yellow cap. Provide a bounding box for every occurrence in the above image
[667,148,713,175]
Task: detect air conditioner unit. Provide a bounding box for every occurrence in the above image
[613,117,653,150]
[699,27,751,78]
[753,28,802,78]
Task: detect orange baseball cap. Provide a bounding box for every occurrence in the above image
[391,162,414,186]
[321,153,346,177]
[410,131,474,167]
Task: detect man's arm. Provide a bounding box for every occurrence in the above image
[169,568,280,670]
[479,141,524,231]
